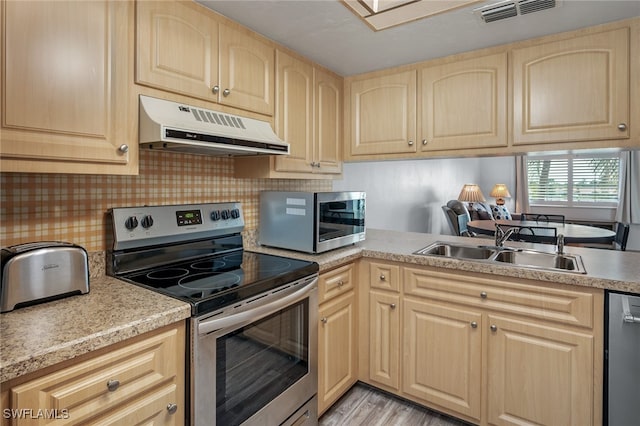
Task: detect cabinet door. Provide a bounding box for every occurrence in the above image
[10,325,183,425]
[487,315,595,426]
[314,68,343,174]
[403,299,482,422]
[136,0,219,103]
[1,1,135,175]
[219,24,274,116]
[349,70,417,156]
[420,53,507,151]
[318,291,357,415]
[368,291,400,390]
[512,28,629,145]
[274,51,314,173]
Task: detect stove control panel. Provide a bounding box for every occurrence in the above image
[109,202,245,250]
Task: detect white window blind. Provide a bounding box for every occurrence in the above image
[526,154,620,206]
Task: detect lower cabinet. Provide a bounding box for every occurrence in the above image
[317,263,358,415]
[359,260,603,426]
[2,322,185,426]
[403,298,482,422]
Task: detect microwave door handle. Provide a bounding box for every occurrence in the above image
[198,277,318,336]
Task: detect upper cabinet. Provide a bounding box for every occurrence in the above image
[419,53,507,151]
[512,27,630,145]
[348,70,417,156]
[0,0,136,175]
[136,1,274,116]
[344,18,638,161]
[235,51,343,178]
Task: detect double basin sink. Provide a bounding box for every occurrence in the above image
[414,241,586,274]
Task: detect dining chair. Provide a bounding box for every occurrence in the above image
[522,213,565,224]
[613,222,630,251]
[442,205,476,237]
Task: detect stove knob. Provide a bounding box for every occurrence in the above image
[210,210,221,221]
[221,209,230,220]
[124,216,138,230]
[230,208,240,219]
[141,215,154,229]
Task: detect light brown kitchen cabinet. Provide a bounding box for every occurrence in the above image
[0,0,136,175]
[136,1,274,116]
[235,51,343,178]
[347,70,417,156]
[486,315,595,426]
[403,266,602,426]
[512,27,630,145]
[419,53,507,151]
[402,298,482,422]
[4,322,185,426]
[317,264,357,415]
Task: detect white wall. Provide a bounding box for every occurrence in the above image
[332,157,517,235]
[333,156,639,251]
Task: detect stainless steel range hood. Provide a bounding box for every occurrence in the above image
[139,95,289,156]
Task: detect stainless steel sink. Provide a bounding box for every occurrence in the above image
[414,241,586,274]
[414,243,495,260]
[493,250,586,273]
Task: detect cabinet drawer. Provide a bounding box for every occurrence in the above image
[369,262,400,293]
[319,263,355,303]
[404,267,599,329]
[11,327,181,425]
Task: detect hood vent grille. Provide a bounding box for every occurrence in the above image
[476,0,558,23]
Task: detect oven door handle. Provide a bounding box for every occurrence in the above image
[198,277,318,336]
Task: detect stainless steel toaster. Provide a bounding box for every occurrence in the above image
[1,241,90,313]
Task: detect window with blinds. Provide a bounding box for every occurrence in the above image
[526,153,620,206]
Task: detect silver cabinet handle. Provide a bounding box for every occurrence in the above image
[167,404,178,415]
[470,321,478,328]
[107,380,120,392]
[408,140,414,146]
[390,303,396,309]
[480,292,488,299]
[618,123,627,131]
[321,317,328,324]
[212,85,220,94]
[337,280,344,287]
[379,274,386,281]
[422,139,428,145]
[490,324,498,332]
[118,144,129,153]
[223,88,231,97]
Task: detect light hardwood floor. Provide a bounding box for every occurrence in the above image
[319,383,470,426]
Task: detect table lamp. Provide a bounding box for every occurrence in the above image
[458,184,486,209]
[490,184,511,206]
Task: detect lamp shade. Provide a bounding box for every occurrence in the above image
[457,184,486,203]
[490,184,511,205]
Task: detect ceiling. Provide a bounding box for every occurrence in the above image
[197,0,640,76]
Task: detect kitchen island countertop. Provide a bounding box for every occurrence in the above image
[248,228,640,294]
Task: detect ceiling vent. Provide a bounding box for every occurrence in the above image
[475,0,559,23]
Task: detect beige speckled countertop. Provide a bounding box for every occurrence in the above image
[0,276,191,383]
[247,228,640,294]
[2,228,638,385]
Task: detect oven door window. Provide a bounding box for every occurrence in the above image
[317,199,365,242]
[216,299,309,425]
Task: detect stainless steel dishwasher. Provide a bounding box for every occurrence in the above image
[605,291,640,426]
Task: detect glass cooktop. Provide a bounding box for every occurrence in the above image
[121,250,318,315]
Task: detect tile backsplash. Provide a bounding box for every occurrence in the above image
[1,150,331,252]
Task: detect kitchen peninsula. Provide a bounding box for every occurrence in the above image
[2,229,638,425]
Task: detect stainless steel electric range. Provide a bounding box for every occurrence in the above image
[107,202,319,426]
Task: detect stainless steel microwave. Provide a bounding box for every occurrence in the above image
[259,191,366,253]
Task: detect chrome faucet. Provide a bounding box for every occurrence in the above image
[556,234,565,255]
[495,223,517,247]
